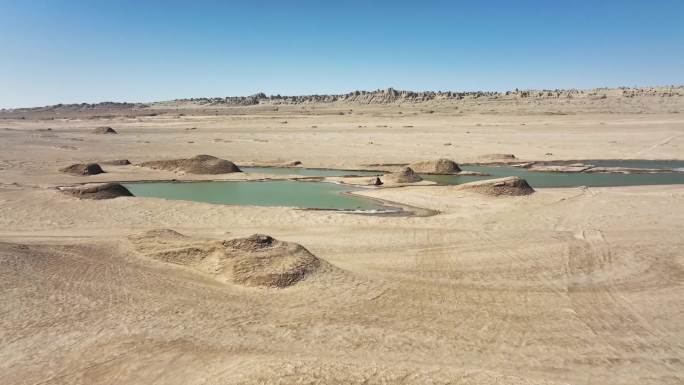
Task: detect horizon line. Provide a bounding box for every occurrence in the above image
[3,84,684,110]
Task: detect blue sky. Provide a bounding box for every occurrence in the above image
[1,0,683,108]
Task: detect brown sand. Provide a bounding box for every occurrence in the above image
[92,126,117,134]
[0,88,683,385]
[100,159,132,165]
[456,176,535,196]
[139,154,241,174]
[381,166,423,184]
[59,162,104,176]
[129,230,324,288]
[61,182,133,199]
[409,158,461,174]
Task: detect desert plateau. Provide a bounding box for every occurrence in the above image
[1,87,684,384]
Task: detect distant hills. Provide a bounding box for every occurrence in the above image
[2,86,682,112]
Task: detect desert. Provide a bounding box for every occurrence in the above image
[1,86,683,384]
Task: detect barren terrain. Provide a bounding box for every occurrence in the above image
[1,88,683,384]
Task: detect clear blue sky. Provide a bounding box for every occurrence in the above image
[1,0,683,108]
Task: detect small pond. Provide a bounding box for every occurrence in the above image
[241,167,381,177]
[423,163,684,188]
[124,180,390,211]
[123,161,684,211]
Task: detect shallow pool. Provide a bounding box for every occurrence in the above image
[570,159,684,170]
[124,161,684,211]
[241,167,382,177]
[423,165,684,187]
[124,180,388,211]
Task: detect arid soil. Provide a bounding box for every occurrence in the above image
[1,88,683,385]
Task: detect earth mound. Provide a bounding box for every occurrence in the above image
[409,158,461,174]
[457,176,535,196]
[222,234,321,287]
[93,126,117,134]
[281,160,302,167]
[480,153,517,161]
[139,154,241,174]
[129,231,323,288]
[382,167,423,184]
[59,163,104,175]
[101,159,131,165]
[62,183,133,199]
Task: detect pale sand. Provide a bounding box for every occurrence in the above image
[0,90,683,384]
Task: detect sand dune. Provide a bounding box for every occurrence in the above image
[129,230,326,288]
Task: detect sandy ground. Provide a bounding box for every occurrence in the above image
[1,93,683,384]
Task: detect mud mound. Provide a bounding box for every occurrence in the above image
[129,229,217,265]
[136,228,188,239]
[457,176,535,196]
[93,126,117,134]
[223,234,321,287]
[281,160,302,167]
[62,183,133,199]
[129,231,322,288]
[382,167,423,184]
[409,158,461,174]
[101,159,131,165]
[140,154,241,174]
[59,163,104,175]
[480,153,516,161]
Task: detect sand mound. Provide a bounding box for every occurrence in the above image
[140,154,241,174]
[480,153,517,161]
[129,229,222,265]
[281,160,302,167]
[129,231,322,288]
[93,126,117,134]
[382,167,423,184]
[101,159,131,165]
[457,176,535,196]
[223,234,321,287]
[59,163,104,175]
[62,183,133,199]
[409,158,461,174]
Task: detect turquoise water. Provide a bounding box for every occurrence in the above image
[244,162,684,186]
[574,160,684,170]
[124,180,387,211]
[124,162,684,211]
[241,167,382,177]
[423,165,684,187]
